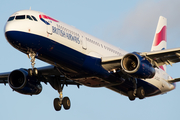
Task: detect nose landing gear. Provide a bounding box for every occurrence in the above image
[27,52,38,76]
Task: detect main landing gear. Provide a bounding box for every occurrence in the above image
[27,52,38,76]
[53,80,71,111]
[127,78,145,101]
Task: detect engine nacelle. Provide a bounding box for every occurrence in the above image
[8,69,42,95]
[121,53,155,79]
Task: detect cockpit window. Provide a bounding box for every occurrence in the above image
[7,15,38,22]
[8,16,15,21]
[31,16,37,21]
[16,15,25,20]
[27,15,33,20]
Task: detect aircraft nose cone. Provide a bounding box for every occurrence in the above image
[4,23,7,35]
[4,22,22,48]
[4,22,13,34]
[4,23,12,43]
[4,22,15,42]
[4,20,24,46]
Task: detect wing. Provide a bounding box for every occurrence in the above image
[101,47,180,71]
[0,65,80,86]
[101,55,124,71]
[0,65,59,83]
[140,47,180,67]
[0,72,9,84]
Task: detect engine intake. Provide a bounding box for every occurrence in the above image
[121,53,155,79]
[8,69,42,95]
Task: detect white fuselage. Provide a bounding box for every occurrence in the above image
[4,10,175,97]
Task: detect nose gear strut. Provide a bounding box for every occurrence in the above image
[27,51,38,76]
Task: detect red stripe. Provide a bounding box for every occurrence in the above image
[39,15,42,19]
[153,26,167,46]
[39,14,59,22]
[159,66,165,71]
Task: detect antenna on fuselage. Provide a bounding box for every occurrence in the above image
[29,7,31,10]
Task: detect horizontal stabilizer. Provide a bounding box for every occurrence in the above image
[167,78,180,83]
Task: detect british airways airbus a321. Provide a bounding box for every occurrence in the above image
[1,10,180,111]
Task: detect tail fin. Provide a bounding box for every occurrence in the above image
[151,16,167,71]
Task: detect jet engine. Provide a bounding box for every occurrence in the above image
[121,53,155,79]
[8,69,42,95]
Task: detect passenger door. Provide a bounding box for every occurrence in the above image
[47,20,52,35]
[81,35,87,50]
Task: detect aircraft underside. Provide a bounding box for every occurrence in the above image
[6,30,161,99]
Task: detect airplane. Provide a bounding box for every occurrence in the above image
[1,9,180,111]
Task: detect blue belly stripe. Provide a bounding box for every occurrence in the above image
[5,31,161,97]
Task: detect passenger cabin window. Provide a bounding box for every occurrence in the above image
[16,15,25,20]
[8,16,15,21]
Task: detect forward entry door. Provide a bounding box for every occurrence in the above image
[47,20,52,35]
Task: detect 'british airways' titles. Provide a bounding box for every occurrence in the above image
[52,26,80,44]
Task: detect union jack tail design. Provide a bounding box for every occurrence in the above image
[151,16,167,71]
